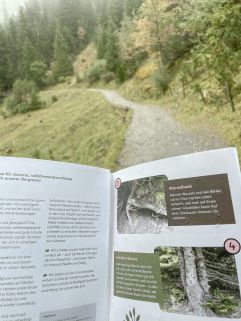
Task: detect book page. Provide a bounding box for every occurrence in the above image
[111,148,241,321]
[0,157,111,321]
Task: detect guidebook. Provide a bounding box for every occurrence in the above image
[0,148,241,321]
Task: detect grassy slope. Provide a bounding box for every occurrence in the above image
[119,59,241,160]
[73,43,241,161]
[0,85,131,171]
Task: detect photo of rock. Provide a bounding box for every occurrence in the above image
[154,246,241,318]
[117,175,168,234]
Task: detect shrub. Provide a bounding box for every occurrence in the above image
[5,79,44,115]
[153,69,172,95]
[101,71,116,83]
[205,290,238,316]
[51,95,58,103]
[75,73,82,83]
[31,148,41,159]
[44,70,56,86]
[85,60,106,85]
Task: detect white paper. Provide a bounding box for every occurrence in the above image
[0,157,111,321]
[111,148,241,321]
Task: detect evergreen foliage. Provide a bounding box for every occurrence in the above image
[105,17,119,74]
[1,0,241,114]
[0,26,9,91]
[53,23,73,80]
[5,79,43,114]
[0,0,97,92]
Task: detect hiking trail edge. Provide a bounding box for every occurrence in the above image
[89,89,227,169]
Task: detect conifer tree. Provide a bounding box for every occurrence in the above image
[105,17,120,74]
[6,19,20,86]
[107,0,125,27]
[53,23,73,80]
[0,26,9,91]
[22,38,38,79]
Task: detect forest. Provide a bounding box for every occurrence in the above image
[0,0,240,160]
[1,0,241,110]
[154,246,241,318]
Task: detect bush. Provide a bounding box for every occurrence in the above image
[31,148,41,159]
[75,73,82,83]
[101,71,116,83]
[205,290,238,316]
[51,95,58,103]
[85,60,106,85]
[44,70,56,86]
[58,76,68,83]
[153,69,172,95]
[5,79,44,115]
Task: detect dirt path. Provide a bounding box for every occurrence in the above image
[90,89,227,168]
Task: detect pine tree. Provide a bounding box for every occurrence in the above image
[105,17,120,73]
[0,26,9,91]
[107,0,125,27]
[124,0,143,17]
[57,0,78,53]
[53,23,73,80]
[38,8,54,66]
[6,19,20,86]
[22,38,38,79]
[97,25,107,59]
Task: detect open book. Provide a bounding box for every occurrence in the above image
[0,148,241,321]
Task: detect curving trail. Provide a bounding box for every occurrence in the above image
[90,89,227,168]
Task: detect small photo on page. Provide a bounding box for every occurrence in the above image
[117,175,168,234]
[154,246,241,318]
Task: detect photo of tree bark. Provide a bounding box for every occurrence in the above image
[154,246,241,318]
[117,175,167,234]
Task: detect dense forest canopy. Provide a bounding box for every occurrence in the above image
[0,0,241,113]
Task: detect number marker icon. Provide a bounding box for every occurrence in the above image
[224,238,240,255]
[115,178,121,189]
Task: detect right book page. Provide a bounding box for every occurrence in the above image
[110,148,241,321]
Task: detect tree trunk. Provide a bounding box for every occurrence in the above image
[195,248,210,297]
[178,248,186,289]
[126,180,137,225]
[225,80,235,112]
[198,88,206,104]
[179,247,214,316]
[182,79,186,97]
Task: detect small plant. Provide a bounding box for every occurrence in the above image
[31,148,41,159]
[171,288,186,302]
[51,95,58,103]
[101,71,116,83]
[48,149,55,160]
[85,60,106,85]
[204,290,238,316]
[75,73,82,83]
[124,307,140,321]
[153,69,171,95]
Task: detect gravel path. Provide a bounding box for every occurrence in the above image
[90,89,227,168]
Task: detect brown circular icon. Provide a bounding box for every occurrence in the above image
[115,178,121,189]
[224,238,241,255]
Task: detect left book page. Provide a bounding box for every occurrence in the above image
[0,157,111,321]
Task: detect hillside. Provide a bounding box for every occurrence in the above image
[0,85,131,170]
[119,58,241,159]
[74,42,241,161]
